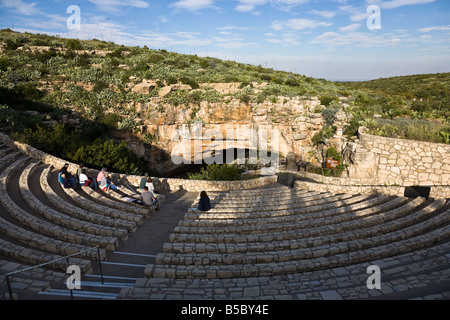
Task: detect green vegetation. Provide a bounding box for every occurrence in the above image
[0,29,448,177]
[10,123,153,175]
[187,164,243,181]
[340,74,449,142]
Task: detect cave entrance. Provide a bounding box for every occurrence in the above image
[165,148,257,178]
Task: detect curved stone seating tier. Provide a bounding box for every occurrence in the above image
[9,161,119,251]
[195,190,326,206]
[0,147,15,159]
[20,162,127,245]
[173,196,413,238]
[39,166,137,234]
[0,152,23,172]
[81,186,152,217]
[169,199,414,245]
[52,168,144,225]
[100,187,166,209]
[123,241,450,300]
[160,200,447,264]
[190,190,334,209]
[165,198,444,253]
[0,238,92,274]
[187,193,369,216]
[0,158,107,260]
[146,221,450,279]
[181,195,400,229]
[205,185,291,197]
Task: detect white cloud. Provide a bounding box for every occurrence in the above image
[171,0,214,11]
[0,0,42,15]
[418,25,450,32]
[213,34,257,49]
[367,0,435,10]
[309,10,337,18]
[339,5,370,22]
[281,32,301,46]
[339,23,361,32]
[311,31,402,48]
[235,0,269,12]
[136,29,213,48]
[15,15,67,30]
[235,0,308,13]
[88,0,149,9]
[272,18,332,31]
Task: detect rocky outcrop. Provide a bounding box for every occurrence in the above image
[128,95,330,173]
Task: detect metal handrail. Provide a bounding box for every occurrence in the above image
[5,247,104,300]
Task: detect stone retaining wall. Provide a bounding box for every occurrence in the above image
[124,175,278,192]
[355,127,450,186]
[294,180,406,197]
[285,170,449,199]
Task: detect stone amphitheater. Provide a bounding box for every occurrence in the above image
[0,134,449,301]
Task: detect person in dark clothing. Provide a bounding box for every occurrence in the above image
[59,163,76,187]
[197,190,211,212]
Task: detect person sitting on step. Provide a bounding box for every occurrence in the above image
[100,173,118,192]
[140,186,159,210]
[79,168,96,189]
[195,190,211,212]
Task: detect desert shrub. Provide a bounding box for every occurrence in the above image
[180,76,199,89]
[66,39,83,50]
[311,126,336,146]
[367,118,450,143]
[322,105,340,126]
[92,80,109,92]
[326,146,342,162]
[71,139,147,174]
[99,113,121,129]
[319,95,339,107]
[0,104,27,127]
[147,53,165,64]
[187,164,242,181]
[11,123,83,159]
[240,94,251,105]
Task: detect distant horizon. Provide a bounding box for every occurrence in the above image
[1,0,449,80]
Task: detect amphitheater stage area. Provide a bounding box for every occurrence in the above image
[0,141,449,306]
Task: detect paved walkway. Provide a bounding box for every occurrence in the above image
[98,189,198,279]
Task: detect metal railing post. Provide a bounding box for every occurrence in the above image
[4,246,101,300]
[66,257,73,300]
[97,247,104,285]
[6,274,13,300]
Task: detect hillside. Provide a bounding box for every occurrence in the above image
[0,29,449,175]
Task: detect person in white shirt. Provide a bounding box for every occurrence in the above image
[79,169,96,189]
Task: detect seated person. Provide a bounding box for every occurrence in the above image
[146,177,158,194]
[62,172,75,188]
[141,186,158,209]
[97,167,107,185]
[139,173,149,191]
[59,163,76,187]
[79,169,96,189]
[100,173,118,192]
[196,190,211,212]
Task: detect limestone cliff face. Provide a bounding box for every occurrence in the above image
[127,95,331,174]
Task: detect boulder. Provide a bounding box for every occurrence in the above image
[131,80,157,95]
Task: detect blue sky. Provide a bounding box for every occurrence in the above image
[0,0,449,80]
